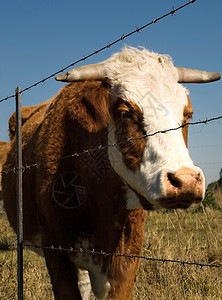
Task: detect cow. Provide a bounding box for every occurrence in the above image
[0,141,10,200]
[2,47,221,300]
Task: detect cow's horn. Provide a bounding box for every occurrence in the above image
[177,67,221,83]
[55,63,106,82]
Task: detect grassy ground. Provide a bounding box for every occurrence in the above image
[0,190,222,299]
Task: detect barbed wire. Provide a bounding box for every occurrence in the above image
[1,114,222,175]
[0,0,197,104]
[1,242,221,270]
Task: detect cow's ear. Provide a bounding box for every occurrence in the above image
[67,81,111,132]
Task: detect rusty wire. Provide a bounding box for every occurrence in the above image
[0,0,196,104]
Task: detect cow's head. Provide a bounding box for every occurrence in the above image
[56,47,221,210]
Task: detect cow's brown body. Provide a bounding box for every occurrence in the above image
[3,82,147,299]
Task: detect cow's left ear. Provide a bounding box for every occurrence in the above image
[67,81,111,132]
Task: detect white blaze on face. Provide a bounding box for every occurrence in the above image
[106,47,205,208]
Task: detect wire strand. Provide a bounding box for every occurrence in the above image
[0,0,196,104]
[1,242,221,270]
[21,243,222,269]
[1,113,222,175]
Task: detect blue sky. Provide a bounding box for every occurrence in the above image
[0,0,221,186]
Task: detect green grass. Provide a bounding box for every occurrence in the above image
[0,190,222,299]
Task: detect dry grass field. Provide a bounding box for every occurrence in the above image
[0,188,222,300]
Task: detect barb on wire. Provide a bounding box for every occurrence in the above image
[0,0,196,104]
[20,243,222,269]
[1,113,222,175]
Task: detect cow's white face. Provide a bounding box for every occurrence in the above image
[106,48,205,210]
[55,46,213,210]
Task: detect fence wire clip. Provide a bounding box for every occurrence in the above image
[200,262,204,270]
[24,164,31,170]
[83,149,90,155]
[90,249,95,256]
[135,27,141,33]
[170,7,176,16]
[181,261,185,266]
[100,250,106,256]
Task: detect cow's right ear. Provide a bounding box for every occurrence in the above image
[67,81,111,132]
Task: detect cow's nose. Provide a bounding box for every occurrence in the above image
[165,167,204,206]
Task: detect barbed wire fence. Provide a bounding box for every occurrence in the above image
[0,0,222,299]
[1,242,222,270]
[0,0,196,104]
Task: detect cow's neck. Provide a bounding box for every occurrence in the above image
[60,116,134,252]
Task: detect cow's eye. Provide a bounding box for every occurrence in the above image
[121,111,132,119]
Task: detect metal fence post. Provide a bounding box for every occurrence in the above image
[16,86,23,300]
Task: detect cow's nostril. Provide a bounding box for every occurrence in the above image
[167,173,181,188]
[163,168,204,209]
